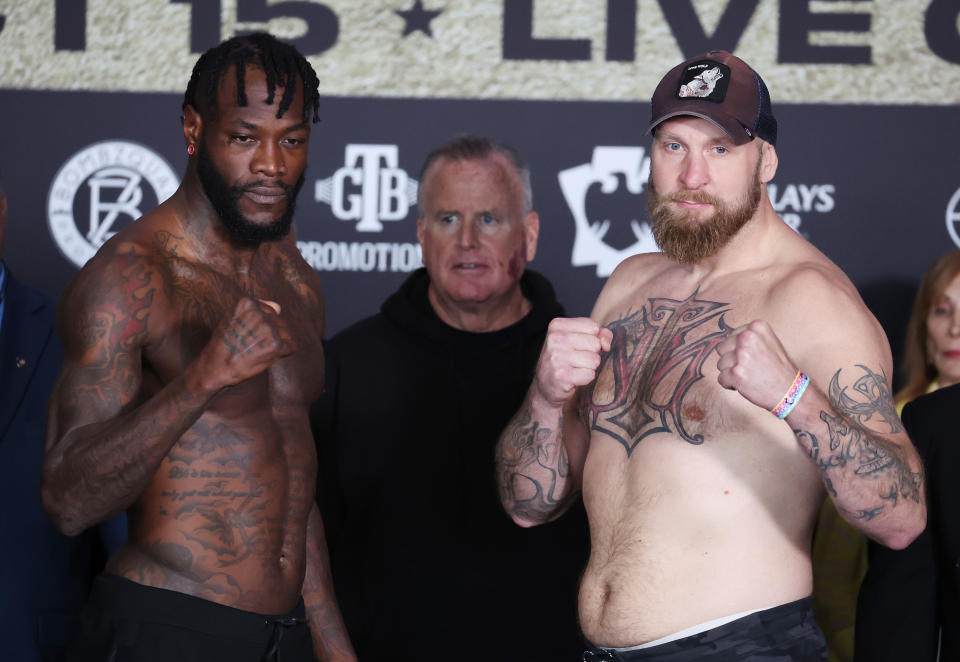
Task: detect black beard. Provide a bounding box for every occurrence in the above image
[647,165,762,264]
[196,143,304,245]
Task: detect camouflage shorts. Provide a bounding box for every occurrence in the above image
[583,597,827,661]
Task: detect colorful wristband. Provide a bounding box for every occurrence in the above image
[771,371,810,419]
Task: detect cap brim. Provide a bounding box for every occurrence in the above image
[644,106,753,145]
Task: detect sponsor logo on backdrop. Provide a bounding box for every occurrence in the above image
[47,141,178,268]
[315,144,418,232]
[947,187,960,248]
[302,144,422,272]
[558,146,656,278]
[559,147,837,277]
[767,183,835,234]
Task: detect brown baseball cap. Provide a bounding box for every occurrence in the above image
[645,50,777,146]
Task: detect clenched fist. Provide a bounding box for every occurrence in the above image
[715,319,802,414]
[535,317,613,407]
[198,296,294,391]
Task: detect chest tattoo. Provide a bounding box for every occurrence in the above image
[588,291,732,454]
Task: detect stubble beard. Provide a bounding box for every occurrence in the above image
[196,141,304,245]
[647,162,763,265]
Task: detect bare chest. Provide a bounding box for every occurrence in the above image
[145,262,324,404]
[586,289,753,454]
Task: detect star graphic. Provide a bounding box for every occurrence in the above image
[395,0,443,38]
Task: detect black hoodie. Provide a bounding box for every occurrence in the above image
[313,267,589,661]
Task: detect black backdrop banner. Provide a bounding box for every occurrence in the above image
[1,0,959,374]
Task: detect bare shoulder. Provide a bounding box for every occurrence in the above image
[766,256,892,387]
[46,216,182,446]
[264,237,325,324]
[591,252,673,323]
[59,217,178,355]
[772,257,884,342]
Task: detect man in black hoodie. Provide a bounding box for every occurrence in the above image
[312,135,590,660]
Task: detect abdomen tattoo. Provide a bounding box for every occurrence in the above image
[588,291,732,455]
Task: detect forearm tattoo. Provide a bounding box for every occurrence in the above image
[797,365,921,520]
[587,291,732,454]
[497,410,570,523]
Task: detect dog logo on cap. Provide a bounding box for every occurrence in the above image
[676,61,731,102]
[679,66,723,98]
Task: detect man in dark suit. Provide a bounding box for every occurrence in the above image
[855,382,960,661]
[0,176,126,661]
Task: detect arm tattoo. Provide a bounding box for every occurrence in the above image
[854,506,885,521]
[65,262,155,414]
[155,230,182,256]
[497,410,569,523]
[828,365,904,434]
[797,365,921,520]
[797,429,838,498]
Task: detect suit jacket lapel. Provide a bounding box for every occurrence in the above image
[0,273,55,443]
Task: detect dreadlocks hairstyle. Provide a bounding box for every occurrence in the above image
[182,32,320,124]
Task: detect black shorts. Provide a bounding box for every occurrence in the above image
[583,597,828,661]
[66,574,314,662]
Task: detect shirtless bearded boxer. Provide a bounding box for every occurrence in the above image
[41,33,355,661]
[496,50,926,661]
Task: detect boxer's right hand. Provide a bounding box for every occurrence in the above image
[198,296,293,391]
[534,317,612,407]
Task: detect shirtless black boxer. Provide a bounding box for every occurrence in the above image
[41,33,355,662]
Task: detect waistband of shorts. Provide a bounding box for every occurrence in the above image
[584,596,817,659]
[91,573,307,638]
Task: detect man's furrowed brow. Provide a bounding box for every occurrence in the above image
[230,119,259,130]
[228,119,309,133]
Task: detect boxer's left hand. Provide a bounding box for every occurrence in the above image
[716,320,801,412]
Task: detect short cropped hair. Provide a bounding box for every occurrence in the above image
[182,32,320,124]
[417,135,533,216]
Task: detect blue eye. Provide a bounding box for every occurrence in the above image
[441,215,457,224]
[480,214,497,225]
[667,142,681,151]
[714,145,728,154]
